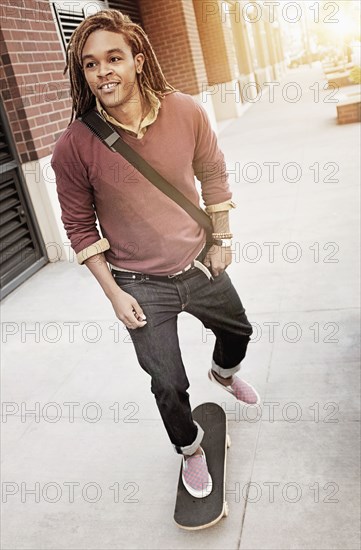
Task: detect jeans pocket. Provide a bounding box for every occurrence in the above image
[113,276,144,290]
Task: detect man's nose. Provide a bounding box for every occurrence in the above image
[97,62,114,78]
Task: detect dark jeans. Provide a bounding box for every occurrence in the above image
[112,267,253,454]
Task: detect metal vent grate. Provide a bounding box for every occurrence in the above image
[107,0,142,25]
[52,1,107,50]
[53,7,85,48]
[0,124,12,166]
[0,105,46,299]
[0,169,37,283]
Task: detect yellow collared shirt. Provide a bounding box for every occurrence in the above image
[95,90,161,139]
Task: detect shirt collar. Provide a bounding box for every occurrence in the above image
[96,90,161,139]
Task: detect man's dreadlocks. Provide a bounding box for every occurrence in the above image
[65,9,176,123]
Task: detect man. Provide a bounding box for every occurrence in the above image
[52,9,259,499]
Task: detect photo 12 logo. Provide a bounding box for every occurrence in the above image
[224,480,340,504]
[202,1,340,24]
[1,401,140,424]
[1,481,140,504]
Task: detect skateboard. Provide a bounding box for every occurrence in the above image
[174,402,231,530]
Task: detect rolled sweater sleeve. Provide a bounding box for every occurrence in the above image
[192,102,232,207]
[51,128,110,264]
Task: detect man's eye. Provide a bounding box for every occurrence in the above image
[110,56,122,62]
[85,62,96,69]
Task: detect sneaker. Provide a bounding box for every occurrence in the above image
[182,447,213,498]
[208,369,260,405]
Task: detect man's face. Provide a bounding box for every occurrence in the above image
[81,30,144,110]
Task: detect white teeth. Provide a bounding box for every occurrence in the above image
[101,82,118,90]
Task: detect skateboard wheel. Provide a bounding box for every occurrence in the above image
[226,434,231,448]
[223,502,229,517]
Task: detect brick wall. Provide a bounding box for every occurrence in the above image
[139,0,207,95]
[193,0,234,85]
[0,0,71,163]
[337,100,361,124]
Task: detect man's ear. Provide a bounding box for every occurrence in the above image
[135,53,145,73]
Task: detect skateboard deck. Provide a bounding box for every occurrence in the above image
[174,402,230,530]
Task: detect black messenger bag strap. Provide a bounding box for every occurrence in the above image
[80,110,214,247]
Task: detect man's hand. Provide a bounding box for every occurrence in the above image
[203,244,232,277]
[110,288,147,329]
[83,252,146,329]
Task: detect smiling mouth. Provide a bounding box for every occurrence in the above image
[99,82,119,91]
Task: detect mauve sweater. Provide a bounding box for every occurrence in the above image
[52,91,231,275]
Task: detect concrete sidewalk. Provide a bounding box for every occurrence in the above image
[1,65,360,550]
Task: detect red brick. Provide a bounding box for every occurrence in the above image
[17,141,28,154]
[140,0,206,94]
[0,0,71,160]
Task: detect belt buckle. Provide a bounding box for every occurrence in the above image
[112,270,133,279]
